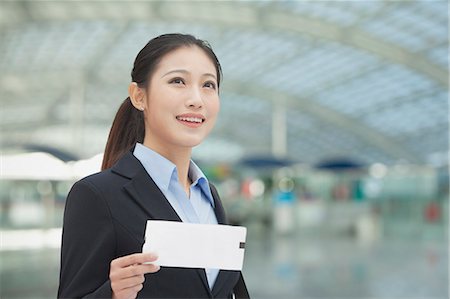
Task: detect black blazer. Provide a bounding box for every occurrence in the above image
[58,150,249,298]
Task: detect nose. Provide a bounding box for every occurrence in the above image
[185,87,203,109]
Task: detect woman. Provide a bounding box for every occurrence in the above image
[58,33,249,299]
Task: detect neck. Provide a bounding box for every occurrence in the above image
[142,139,192,194]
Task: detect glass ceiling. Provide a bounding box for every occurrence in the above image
[0,0,448,166]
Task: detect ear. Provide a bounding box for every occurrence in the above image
[128,82,146,111]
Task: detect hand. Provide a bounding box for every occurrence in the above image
[110,252,160,299]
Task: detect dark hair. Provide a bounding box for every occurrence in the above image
[101,33,222,170]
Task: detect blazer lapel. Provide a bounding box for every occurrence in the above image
[209,183,227,225]
[112,151,181,222]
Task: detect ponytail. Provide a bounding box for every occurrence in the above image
[101,97,144,170]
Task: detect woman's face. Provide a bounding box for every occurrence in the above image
[142,46,220,152]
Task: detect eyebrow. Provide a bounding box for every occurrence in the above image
[161,69,217,80]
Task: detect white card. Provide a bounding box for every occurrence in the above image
[142,220,247,271]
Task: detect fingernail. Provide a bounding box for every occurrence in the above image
[149,253,158,259]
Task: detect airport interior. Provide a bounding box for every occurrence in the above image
[0,1,448,298]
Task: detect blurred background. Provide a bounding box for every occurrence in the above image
[0,1,448,298]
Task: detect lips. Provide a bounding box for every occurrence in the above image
[176,113,205,123]
[176,113,205,128]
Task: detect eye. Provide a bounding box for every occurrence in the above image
[169,77,185,85]
[203,81,217,90]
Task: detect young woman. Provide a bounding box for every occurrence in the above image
[58,34,249,299]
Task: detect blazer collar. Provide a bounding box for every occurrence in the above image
[112,151,181,222]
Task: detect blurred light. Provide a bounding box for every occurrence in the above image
[69,153,103,178]
[1,152,104,181]
[37,180,52,195]
[9,202,45,226]
[0,228,62,251]
[249,179,265,198]
[278,177,294,192]
[363,179,382,198]
[1,152,72,180]
[369,163,387,178]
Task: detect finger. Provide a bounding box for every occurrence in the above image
[112,253,158,268]
[133,283,144,293]
[143,263,160,274]
[112,274,145,290]
[122,264,160,278]
[117,283,144,299]
[112,263,160,281]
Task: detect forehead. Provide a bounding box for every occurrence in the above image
[155,46,217,74]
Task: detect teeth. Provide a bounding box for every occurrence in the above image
[177,116,203,123]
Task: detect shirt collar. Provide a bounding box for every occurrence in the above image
[133,143,176,193]
[132,143,215,208]
[189,160,215,207]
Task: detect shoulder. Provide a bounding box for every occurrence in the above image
[73,168,115,189]
[66,151,143,202]
[77,168,118,185]
[64,168,133,221]
[72,151,140,191]
[68,168,128,202]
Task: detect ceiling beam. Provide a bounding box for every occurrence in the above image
[0,67,426,163]
[222,79,423,163]
[161,1,448,87]
[10,1,446,87]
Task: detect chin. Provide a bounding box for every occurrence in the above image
[173,136,204,148]
[178,132,210,147]
[183,139,204,148]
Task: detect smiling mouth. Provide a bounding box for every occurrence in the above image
[176,116,205,123]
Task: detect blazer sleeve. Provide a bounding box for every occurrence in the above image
[58,180,116,298]
[234,272,250,299]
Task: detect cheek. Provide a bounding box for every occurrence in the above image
[208,98,220,118]
[145,109,163,130]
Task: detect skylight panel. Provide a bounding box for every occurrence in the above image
[362,97,445,137]
[218,30,302,82]
[426,46,449,69]
[404,128,448,159]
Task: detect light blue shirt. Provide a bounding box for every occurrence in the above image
[133,143,219,289]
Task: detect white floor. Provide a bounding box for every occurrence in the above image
[0,227,448,299]
[243,227,448,299]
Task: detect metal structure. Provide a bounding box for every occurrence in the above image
[0,1,448,165]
